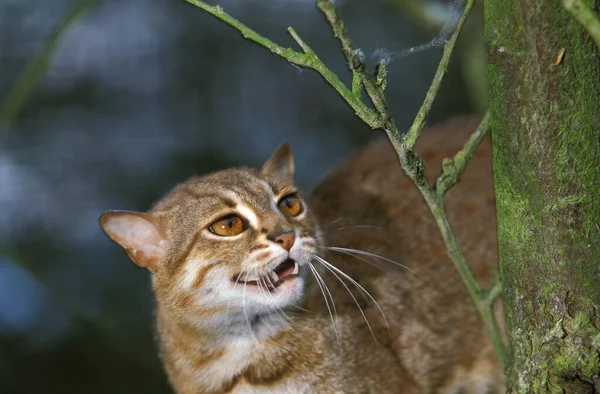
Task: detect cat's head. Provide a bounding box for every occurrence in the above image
[99,144,318,326]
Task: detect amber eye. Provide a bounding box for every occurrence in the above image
[278,194,303,216]
[209,215,245,236]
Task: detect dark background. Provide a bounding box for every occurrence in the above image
[0,0,483,392]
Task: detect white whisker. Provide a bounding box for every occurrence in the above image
[313,254,391,342]
[227,268,245,315]
[312,255,379,343]
[255,274,290,331]
[332,225,385,232]
[290,304,313,313]
[310,216,352,237]
[242,274,259,345]
[308,262,339,342]
[311,216,345,237]
[260,275,293,324]
[317,249,370,304]
[321,246,388,273]
[323,246,417,275]
[309,263,339,326]
[312,217,385,238]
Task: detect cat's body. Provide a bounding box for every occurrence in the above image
[100,116,505,393]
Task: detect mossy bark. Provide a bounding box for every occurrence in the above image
[485,0,600,392]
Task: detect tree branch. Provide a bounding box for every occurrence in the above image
[435,111,491,198]
[184,0,382,129]
[404,0,477,149]
[187,0,506,365]
[383,0,453,31]
[0,0,96,136]
[563,0,600,49]
[317,0,399,140]
[317,0,505,364]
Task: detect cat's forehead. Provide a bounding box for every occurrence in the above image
[154,168,293,214]
[195,168,290,199]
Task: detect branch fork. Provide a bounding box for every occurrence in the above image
[185,0,506,365]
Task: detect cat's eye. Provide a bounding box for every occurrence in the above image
[209,215,245,236]
[278,194,303,217]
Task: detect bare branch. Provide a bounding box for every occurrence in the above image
[435,111,491,197]
[404,0,477,149]
[384,0,453,31]
[563,0,600,49]
[184,0,382,129]
[317,0,399,139]
[0,0,96,135]
[187,0,506,365]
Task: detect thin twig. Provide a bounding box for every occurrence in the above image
[483,268,503,308]
[317,0,399,140]
[383,0,453,31]
[435,111,491,197]
[317,0,506,364]
[563,0,600,49]
[184,0,382,129]
[0,0,96,135]
[404,0,477,149]
[398,115,505,365]
[187,0,506,365]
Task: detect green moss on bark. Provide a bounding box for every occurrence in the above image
[485,0,600,392]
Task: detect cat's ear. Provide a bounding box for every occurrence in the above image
[261,142,294,183]
[99,211,167,272]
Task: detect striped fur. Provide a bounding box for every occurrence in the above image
[100,117,506,393]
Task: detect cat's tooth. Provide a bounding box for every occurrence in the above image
[292,262,299,275]
[270,272,279,283]
[241,273,258,282]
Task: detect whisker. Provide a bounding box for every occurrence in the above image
[309,263,339,326]
[331,224,385,232]
[227,268,245,315]
[290,304,313,313]
[310,216,346,237]
[322,246,417,275]
[242,274,259,345]
[313,254,391,342]
[261,275,293,323]
[255,274,291,331]
[308,262,339,342]
[264,273,275,289]
[312,255,379,343]
[255,274,273,329]
[320,246,388,273]
[311,216,385,238]
[277,307,294,324]
[316,248,369,304]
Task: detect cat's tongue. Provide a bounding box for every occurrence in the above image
[274,259,296,281]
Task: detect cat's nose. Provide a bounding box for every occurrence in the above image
[273,231,295,251]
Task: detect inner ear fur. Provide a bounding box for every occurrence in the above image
[261,142,295,183]
[99,210,167,272]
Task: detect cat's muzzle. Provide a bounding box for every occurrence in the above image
[231,258,299,292]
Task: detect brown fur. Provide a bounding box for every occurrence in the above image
[100,116,505,393]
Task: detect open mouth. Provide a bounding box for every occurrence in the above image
[232,258,299,291]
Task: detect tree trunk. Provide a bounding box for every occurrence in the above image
[485,1,600,392]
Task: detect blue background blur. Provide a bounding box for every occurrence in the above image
[0,0,482,392]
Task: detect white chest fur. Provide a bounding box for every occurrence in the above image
[229,380,311,394]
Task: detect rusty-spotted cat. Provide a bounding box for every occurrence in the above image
[99,116,505,393]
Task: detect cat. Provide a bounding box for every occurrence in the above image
[99,116,505,394]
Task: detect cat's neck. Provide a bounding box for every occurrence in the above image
[156,302,292,348]
[156,303,313,393]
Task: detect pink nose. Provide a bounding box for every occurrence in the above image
[274,232,295,251]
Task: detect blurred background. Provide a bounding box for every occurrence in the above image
[0,0,484,392]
